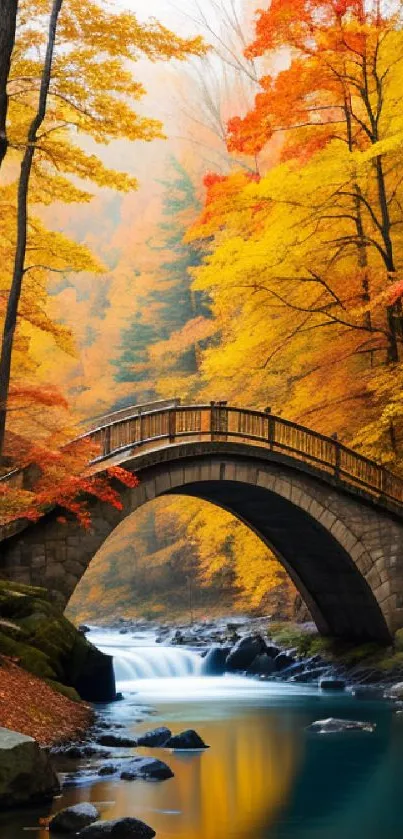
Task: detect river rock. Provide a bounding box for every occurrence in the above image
[265,644,281,659]
[61,744,111,759]
[277,661,307,679]
[202,645,230,676]
[0,727,59,809]
[225,634,267,671]
[307,717,376,734]
[165,729,209,749]
[120,756,173,780]
[386,682,403,700]
[247,653,276,676]
[274,652,296,672]
[319,678,346,691]
[171,630,184,646]
[98,764,117,776]
[291,667,329,683]
[96,734,137,748]
[78,817,156,838]
[49,803,100,833]
[136,727,171,747]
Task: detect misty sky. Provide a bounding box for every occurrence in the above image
[130,0,187,26]
[128,0,213,31]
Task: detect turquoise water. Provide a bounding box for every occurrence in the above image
[2,638,403,838]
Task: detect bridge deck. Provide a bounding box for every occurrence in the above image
[82,403,403,506]
[1,404,403,535]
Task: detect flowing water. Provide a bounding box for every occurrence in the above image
[3,627,403,839]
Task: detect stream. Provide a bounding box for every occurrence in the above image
[3,626,403,838]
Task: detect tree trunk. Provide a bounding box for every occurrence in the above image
[0,0,18,168]
[0,0,63,457]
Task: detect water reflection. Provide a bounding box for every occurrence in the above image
[2,668,403,839]
[34,706,300,839]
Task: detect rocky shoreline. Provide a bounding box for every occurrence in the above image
[108,614,403,691]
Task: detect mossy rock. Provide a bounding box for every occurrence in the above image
[394,628,403,652]
[44,679,81,703]
[0,630,57,680]
[0,593,53,621]
[0,580,49,599]
[0,578,116,702]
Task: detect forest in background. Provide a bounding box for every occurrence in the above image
[3,0,403,621]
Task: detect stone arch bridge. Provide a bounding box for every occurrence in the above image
[2,399,403,643]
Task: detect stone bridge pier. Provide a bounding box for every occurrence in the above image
[1,443,403,643]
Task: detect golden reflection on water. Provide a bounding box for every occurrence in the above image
[40,711,301,839]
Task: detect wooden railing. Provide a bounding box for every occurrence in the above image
[80,402,403,507]
[81,398,181,434]
[2,403,403,525]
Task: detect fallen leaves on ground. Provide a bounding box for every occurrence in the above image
[0,656,93,746]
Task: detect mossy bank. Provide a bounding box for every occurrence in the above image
[0,579,116,702]
[270,621,403,684]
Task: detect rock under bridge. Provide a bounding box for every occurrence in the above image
[1,400,403,643]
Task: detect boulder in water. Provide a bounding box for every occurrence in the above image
[225,634,267,672]
[386,682,403,700]
[247,653,275,676]
[307,717,376,734]
[291,667,329,683]
[275,661,306,679]
[136,727,171,747]
[120,756,173,781]
[98,764,117,776]
[78,817,156,838]
[319,678,346,691]
[202,645,230,676]
[274,652,296,672]
[0,727,59,809]
[49,803,99,833]
[171,630,184,646]
[59,744,111,759]
[96,734,137,748]
[165,729,209,750]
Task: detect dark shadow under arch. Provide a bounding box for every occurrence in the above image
[167,480,390,642]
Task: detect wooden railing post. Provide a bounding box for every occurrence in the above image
[104,425,111,457]
[267,413,275,450]
[333,437,341,480]
[169,408,176,443]
[380,466,387,497]
[211,401,228,441]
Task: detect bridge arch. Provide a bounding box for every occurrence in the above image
[2,441,403,643]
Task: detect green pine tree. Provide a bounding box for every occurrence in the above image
[112,157,209,401]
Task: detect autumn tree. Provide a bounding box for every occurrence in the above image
[0,0,206,458]
[185,0,403,465]
[0,0,18,168]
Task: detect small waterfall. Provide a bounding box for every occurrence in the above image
[111,645,202,681]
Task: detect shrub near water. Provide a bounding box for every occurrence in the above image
[269,621,403,672]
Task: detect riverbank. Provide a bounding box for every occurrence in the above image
[0,656,93,747]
